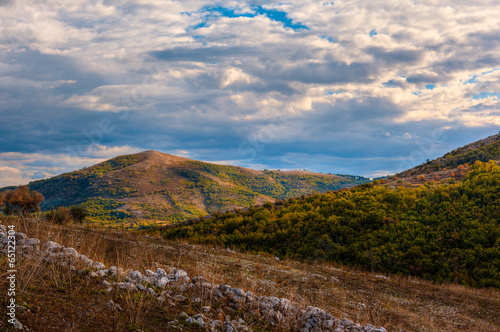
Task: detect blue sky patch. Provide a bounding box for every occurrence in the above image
[369,29,378,37]
[425,84,435,90]
[188,6,309,31]
[464,67,500,84]
[473,92,500,99]
[319,35,336,43]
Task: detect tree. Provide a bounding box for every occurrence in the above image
[3,186,44,218]
[45,207,72,225]
[70,206,87,224]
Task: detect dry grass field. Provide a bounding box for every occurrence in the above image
[1,216,499,331]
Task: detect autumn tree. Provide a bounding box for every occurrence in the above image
[3,186,44,218]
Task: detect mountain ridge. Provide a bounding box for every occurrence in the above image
[6,150,369,226]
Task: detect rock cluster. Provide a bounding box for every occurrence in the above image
[0,227,386,332]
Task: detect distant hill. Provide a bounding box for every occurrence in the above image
[11,151,369,226]
[397,132,500,177]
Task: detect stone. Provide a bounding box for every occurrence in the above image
[180,312,188,318]
[115,282,137,291]
[13,319,24,330]
[340,318,353,327]
[19,238,40,247]
[156,276,169,288]
[15,233,27,240]
[42,241,63,252]
[173,295,187,302]
[106,300,123,311]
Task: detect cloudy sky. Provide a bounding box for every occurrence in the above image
[0,0,499,186]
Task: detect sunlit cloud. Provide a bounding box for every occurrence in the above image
[1,0,499,185]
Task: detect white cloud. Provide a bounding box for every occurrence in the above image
[1,0,500,180]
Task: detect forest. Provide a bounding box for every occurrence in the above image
[162,161,500,288]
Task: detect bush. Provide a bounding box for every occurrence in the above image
[2,185,44,217]
[70,206,87,224]
[46,207,73,225]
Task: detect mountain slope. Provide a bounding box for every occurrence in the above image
[397,132,500,177]
[161,137,500,288]
[20,150,369,226]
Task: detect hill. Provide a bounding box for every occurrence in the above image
[15,151,369,227]
[161,140,500,288]
[397,132,500,177]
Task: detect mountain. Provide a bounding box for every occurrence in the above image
[18,150,369,226]
[161,136,500,288]
[397,132,500,177]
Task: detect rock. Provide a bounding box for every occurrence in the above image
[173,295,187,302]
[275,256,280,261]
[106,300,123,311]
[340,318,353,327]
[180,312,189,318]
[202,306,211,313]
[19,238,40,247]
[97,269,107,277]
[93,262,105,270]
[42,241,63,252]
[15,233,27,240]
[115,282,137,291]
[108,266,120,277]
[156,276,169,288]
[173,269,188,280]
[129,270,143,282]
[185,317,195,324]
[156,268,167,279]
[195,317,205,327]
[13,319,24,330]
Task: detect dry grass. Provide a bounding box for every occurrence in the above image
[1,216,500,331]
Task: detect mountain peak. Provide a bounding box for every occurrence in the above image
[129,150,193,168]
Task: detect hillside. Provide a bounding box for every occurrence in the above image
[17,151,369,227]
[2,216,499,332]
[397,132,500,177]
[161,152,500,288]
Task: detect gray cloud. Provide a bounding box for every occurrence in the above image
[1,0,500,186]
[0,0,14,7]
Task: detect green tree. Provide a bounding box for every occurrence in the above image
[70,206,87,224]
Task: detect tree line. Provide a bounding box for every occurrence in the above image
[162,161,500,288]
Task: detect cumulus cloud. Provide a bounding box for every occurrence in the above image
[0,0,500,185]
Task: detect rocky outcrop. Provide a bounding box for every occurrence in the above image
[0,226,386,332]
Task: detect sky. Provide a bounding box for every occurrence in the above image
[0,0,499,186]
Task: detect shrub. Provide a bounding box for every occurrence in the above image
[46,207,73,225]
[70,206,87,224]
[2,185,44,217]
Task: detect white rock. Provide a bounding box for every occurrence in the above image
[42,241,63,252]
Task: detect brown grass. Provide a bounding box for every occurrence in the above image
[1,216,500,331]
